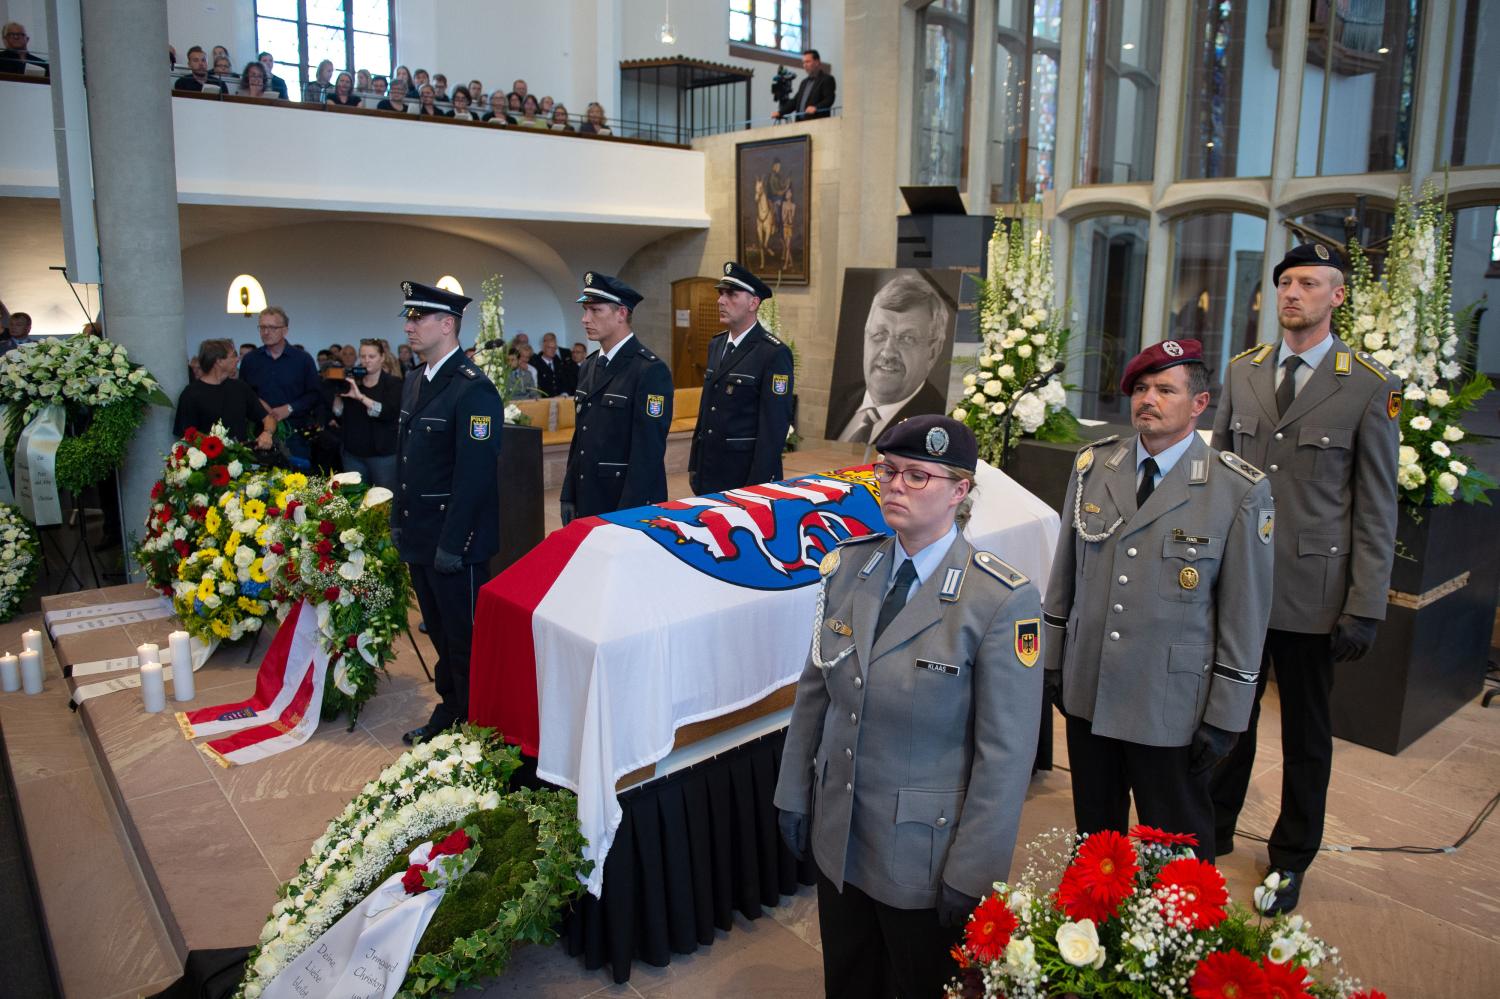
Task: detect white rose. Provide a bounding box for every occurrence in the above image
[1443,425,1464,442]
[227,460,243,478]
[1449,460,1468,477]
[1017,344,1033,358]
[970,390,986,406]
[950,407,968,421]
[1056,919,1106,969]
[1428,389,1450,407]
[1363,333,1384,351]
[989,402,1007,416]
[1403,384,1426,401]
[1409,415,1432,431]
[1031,333,1048,346]
[997,364,1016,381]
[1438,472,1459,494]
[962,373,977,388]
[984,380,1004,397]
[1003,935,1038,974]
[1398,445,1418,466]
[1431,440,1450,458]
[187,449,206,469]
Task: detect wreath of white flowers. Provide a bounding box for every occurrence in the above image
[0,502,41,623]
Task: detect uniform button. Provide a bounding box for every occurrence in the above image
[1202,664,1210,674]
[849,712,857,724]
[710,406,717,412]
[935,816,948,828]
[1187,546,1198,556]
[1269,464,1279,472]
[845,747,853,758]
[845,782,853,793]
[1126,547,1137,557]
[1112,603,1123,613]
[1330,545,1338,553]
[1275,432,1284,441]
[1234,421,1241,430]
[1118,574,1128,584]
[853,676,863,688]
[1321,436,1330,445]
[1109,631,1120,641]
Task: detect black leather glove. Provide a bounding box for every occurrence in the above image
[777,809,808,860]
[433,547,463,575]
[560,501,575,527]
[1044,669,1063,710]
[1330,614,1379,663]
[938,881,981,928]
[1188,722,1238,775]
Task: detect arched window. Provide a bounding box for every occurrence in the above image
[1180,0,1280,180]
[1069,214,1150,421]
[1078,0,1163,184]
[991,0,1062,202]
[1167,211,1268,376]
[1452,204,1500,372]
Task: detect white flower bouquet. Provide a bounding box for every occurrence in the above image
[0,502,41,623]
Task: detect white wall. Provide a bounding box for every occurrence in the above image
[166,0,255,67]
[181,220,572,357]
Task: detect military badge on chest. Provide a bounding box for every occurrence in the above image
[1179,566,1200,590]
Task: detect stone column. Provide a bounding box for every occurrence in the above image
[79,0,186,577]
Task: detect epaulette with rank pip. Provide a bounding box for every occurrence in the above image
[1354,351,1392,382]
[764,330,784,346]
[1229,343,1268,363]
[1220,451,1266,483]
[460,366,478,379]
[972,551,1029,589]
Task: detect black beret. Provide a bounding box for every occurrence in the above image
[576,271,644,310]
[399,280,471,319]
[714,261,773,300]
[875,414,978,472]
[1272,242,1348,287]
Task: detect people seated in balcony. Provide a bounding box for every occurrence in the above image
[371,75,388,98]
[483,89,511,124]
[168,45,177,70]
[516,94,545,128]
[258,52,289,99]
[394,65,414,95]
[213,54,236,80]
[467,79,483,108]
[450,87,480,121]
[175,46,230,94]
[506,91,523,118]
[772,48,836,122]
[326,72,361,107]
[432,72,449,101]
[513,78,529,101]
[417,84,447,118]
[1,22,47,77]
[550,104,575,132]
[303,59,334,102]
[377,78,411,113]
[239,61,273,98]
[356,68,372,93]
[211,45,229,66]
[412,68,431,94]
[579,102,613,136]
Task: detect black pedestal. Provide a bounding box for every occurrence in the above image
[492,424,545,575]
[1331,496,1500,754]
[1006,424,1132,512]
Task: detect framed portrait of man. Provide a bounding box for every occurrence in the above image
[735,134,811,286]
[824,268,963,442]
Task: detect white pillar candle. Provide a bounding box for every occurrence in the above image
[20,649,43,695]
[21,629,43,655]
[140,661,166,713]
[169,631,195,701]
[0,652,19,693]
[137,642,160,666]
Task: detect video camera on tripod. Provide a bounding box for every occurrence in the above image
[770,65,795,104]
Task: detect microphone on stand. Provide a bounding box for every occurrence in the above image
[999,361,1066,471]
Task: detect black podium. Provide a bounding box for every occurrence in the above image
[491,424,545,575]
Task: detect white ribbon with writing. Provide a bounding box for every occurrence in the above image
[261,839,473,999]
[15,404,65,526]
[68,637,216,705]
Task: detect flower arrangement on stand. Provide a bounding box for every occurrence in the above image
[0,502,41,623]
[0,334,170,492]
[1335,183,1494,509]
[953,208,1081,464]
[947,826,1385,999]
[235,727,590,999]
[758,292,802,451]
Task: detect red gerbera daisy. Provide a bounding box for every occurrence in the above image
[963,894,1017,963]
[182,428,200,443]
[1130,824,1199,848]
[1055,865,1119,923]
[1155,857,1228,930]
[1191,951,1269,999]
[199,435,224,458]
[207,464,230,487]
[1347,992,1387,999]
[1260,959,1313,999]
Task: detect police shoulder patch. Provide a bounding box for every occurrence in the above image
[836,532,886,548]
[469,414,493,440]
[646,394,665,418]
[972,551,1028,589]
[1220,450,1265,483]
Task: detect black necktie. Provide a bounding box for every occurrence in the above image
[1137,457,1158,509]
[873,559,918,644]
[598,352,610,371]
[1276,355,1304,417]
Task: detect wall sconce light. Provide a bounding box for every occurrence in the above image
[436,275,464,296]
[227,274,267,316]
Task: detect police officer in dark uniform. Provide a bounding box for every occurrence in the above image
[689,262,795,495]
[560,272,674,523]
[392,281,503,745]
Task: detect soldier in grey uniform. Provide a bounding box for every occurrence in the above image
[774,415,1043,999]
[1210,242,1401,912]
[1044,339,1274,857]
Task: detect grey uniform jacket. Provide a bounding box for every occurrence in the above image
[773,533,1043,910]
[1211,339,1401,634]
[1042,433,1274,746]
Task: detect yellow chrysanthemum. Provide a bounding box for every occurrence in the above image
[274,490,291,510]
[204,507,221,535]
[283,472,308,490]
[196,577,215,602]
[255,524,272,546]
[224,531,242,556]
[248,557,269,583]
[243,498,267,520]
[210,618,232,638]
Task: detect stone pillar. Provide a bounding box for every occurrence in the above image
[79,0,186,577]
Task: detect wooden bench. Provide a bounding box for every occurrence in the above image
[523,386,703,489]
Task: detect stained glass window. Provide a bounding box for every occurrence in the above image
[255,0,394,101]
[729,0,807,55]
[912,0,975,187]
[991,0,1062,203]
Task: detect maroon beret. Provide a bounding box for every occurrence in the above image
[1120,338,1205,395]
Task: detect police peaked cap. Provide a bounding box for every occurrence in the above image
[576,271,644,310]
[399,280,471,319]
[714,261,773,300]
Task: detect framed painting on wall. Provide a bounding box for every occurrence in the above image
[735,134,811,287]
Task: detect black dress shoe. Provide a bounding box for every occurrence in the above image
[402,725,432,746]
[1259,868,1303,915]
[1214,834,1235,858]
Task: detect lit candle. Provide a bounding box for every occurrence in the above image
[140,661,166,713]
[20,649,43,695]
[0,652,18,693]
[137,642,160,666]
[21,629,43,655]
[169,631,195,701]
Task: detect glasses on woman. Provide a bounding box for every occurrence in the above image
[871,462,958,490]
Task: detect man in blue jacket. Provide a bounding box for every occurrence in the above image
[238,306,322,461]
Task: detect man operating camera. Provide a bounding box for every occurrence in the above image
[771,48,836,122]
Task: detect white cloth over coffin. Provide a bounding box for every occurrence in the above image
[532,460,1060,895]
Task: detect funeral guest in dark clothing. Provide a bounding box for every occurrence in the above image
[173,338,276,446]
[239,306,321,460]
[772,49,835,121]
[333,339,402,490]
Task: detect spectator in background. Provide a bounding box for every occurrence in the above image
[238,61,271,98]
[174,338,276,447]
[571,341,589,367]
[506,92,523,117]
[417,84,446,118]
[211,44,229,65]
[168,45,177,69]
[258,51,290,99]
[432,74,449,104]
[332,339,402,490]
[549,104,574,132]
[355,68,372,93]
[512,332,531,349]
[518,343,539,380]
[0,299,35,355]
[468,79,483,106]
[450,87,479,121]
[239,306,321,461]
[772,48,836,121]
[412,68,430,93]
[175,46,230,94]
[534,332,578,396]
[371,75,388,98]
[484,89,511,124]
[506,346,539,399]
[326,71,361,107]
[512,78,528,101]
[378,338,402,378]
[377,78,410,113]
[340,344,358,369]
[303,59,334,102]
[516,94,544,128]
[397,343,418,372]
[239,343,255,366]
[394,65,414,94]
[539,96,555,117]
[580,102,612,135]
[3,23,49,78]
[213,54,235,79]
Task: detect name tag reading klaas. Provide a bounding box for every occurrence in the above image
[915,658,960,677]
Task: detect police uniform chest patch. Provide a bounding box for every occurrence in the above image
[647,394,665,418]
[1014,619,1041,667]
[469,415,492,440]
[772,373,790,395]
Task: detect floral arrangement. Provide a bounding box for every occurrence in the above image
[947,826,1384,999]
[236,728,590,999]
[1335,183,1494,508]
[0,333,170,491]
[473,273,510,390]
[257,470,406,718]
[953,208,1081,463]
[0,502,41,623]
[401,825,479,896]
[758,292,802,451]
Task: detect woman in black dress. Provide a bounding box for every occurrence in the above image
[332,339,402,491]
[326,72,361,107]
[173,339,276,446]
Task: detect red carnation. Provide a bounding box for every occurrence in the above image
[183,427,200,443]
[270,542,285,554]
[174,540,190,558]
[315,538,334,555]
[199,436,224,458]
[150,481,165,500]
[318,520,336,536]
[401,863,430,895]
[345,634,358,648]
[1130,825,1199,848]
[1155,857,1228,930]
[963,893,1017,963]
[1260,960,1313,999]
[1191,951,1269,999]
[432,828,472,857]
[324,585,340,602]
[207,465,230,487]
[266,506,280,517]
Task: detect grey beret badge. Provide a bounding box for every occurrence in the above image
[925,426,950,457]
